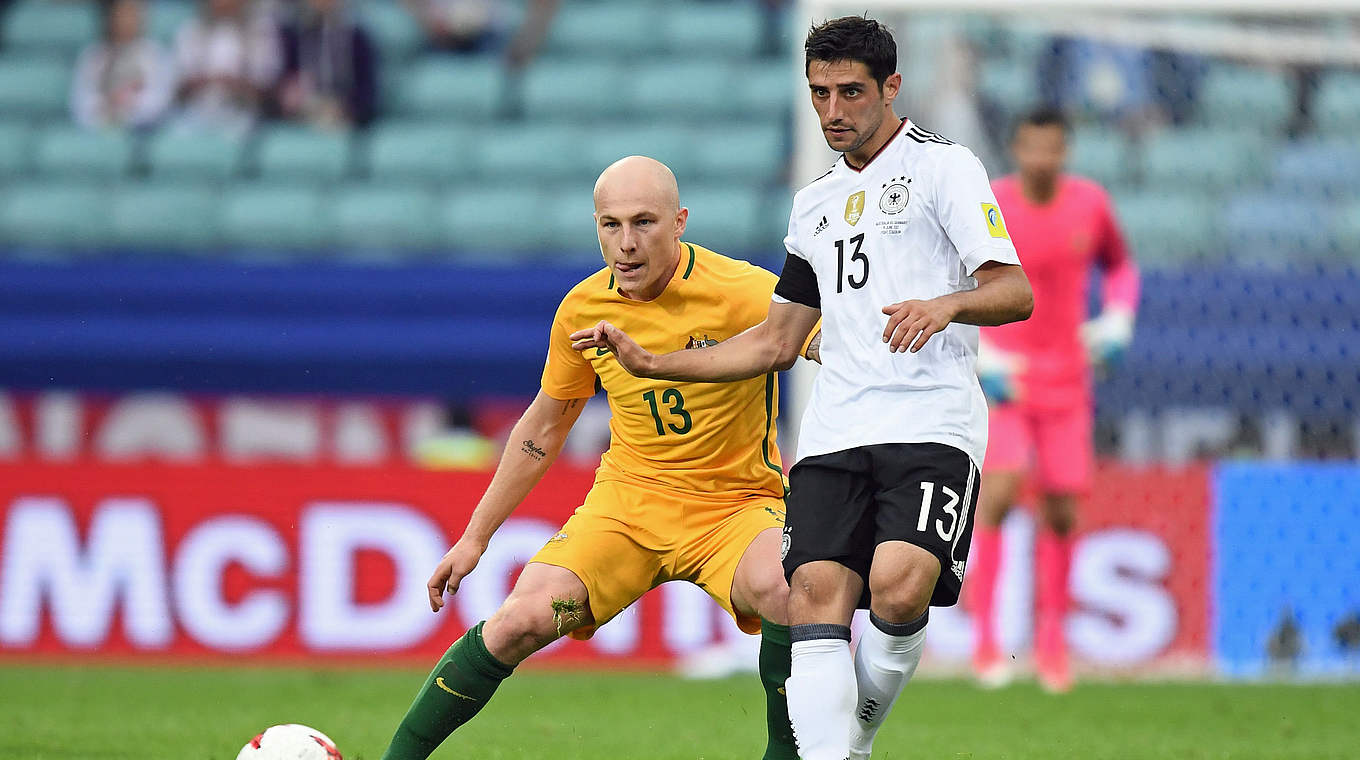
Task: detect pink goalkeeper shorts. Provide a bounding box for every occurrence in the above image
[984,401,1093,494]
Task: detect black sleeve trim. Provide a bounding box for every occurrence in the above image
[774,253,820,309]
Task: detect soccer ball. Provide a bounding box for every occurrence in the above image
[236,724,342,760]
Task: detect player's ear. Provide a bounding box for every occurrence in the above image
[674,206,689,238]
[881,72,902,104]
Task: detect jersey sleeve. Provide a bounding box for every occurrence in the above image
[774,207,821,308]
[934,146,1022,274]
[1095,189,1141,314]
[540,298,598,400]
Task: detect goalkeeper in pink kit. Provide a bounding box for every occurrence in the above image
[969,107,1140,692]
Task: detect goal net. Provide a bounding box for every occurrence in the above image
[786,0,1360,678]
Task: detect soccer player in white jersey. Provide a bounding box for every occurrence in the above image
[570,16,1033,760]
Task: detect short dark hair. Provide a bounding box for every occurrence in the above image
[804,15,897,88]
[1013,106,1071,138]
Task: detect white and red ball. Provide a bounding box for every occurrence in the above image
[236,724,342,760]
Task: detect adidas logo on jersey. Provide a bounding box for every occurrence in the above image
[952,559,966,582]
[813,215,829,236]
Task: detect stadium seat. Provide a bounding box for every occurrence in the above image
[0,121,32,176]
[0,56,71,118]
[1,0,98,56]
[0,181,110,248]
[144,132,244,181]
[585,123,697,179]
[1271,139,1360,201]
[470,122,593,182]
[736,61,796,121]
[1142,129,1266,191]
[1068,127,1132,185]
[108,183,219,250]
[32,126,135,180]
[1330,202,1360,261]
[678,185,765,251]
[521,61,628,119]
[440,185,557,255]
[1113,191,1221,269]
[1222,195,1333,264]
[358,0,425,63]
[660,2,763,58]
[629,61,736,119]
[1198,64,1294,133]
[254,127,354,183]
[541,189,601,255]
[544,2,661,58]
[146,0,195,44]
[691,122,786,182]
[1315,72,1360,136]
[364,121,475,184]
[218,184,331,250]
[978,64,1039,120]
[397,58,505,119]
[331,185,442,251]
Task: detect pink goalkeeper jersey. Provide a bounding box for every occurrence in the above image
[985,174,1139,409]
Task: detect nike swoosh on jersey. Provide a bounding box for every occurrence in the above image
[436,677,479,701]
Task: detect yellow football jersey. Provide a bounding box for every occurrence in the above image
[542,242,786,500]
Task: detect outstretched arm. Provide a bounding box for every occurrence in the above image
[570,300,822,382]
[427,390,588,611]
[881,261,1033,353]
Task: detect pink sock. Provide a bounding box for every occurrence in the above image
[1035,529,1073,658]
[968,525,1002,658]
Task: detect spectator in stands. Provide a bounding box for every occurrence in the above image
[403,0,557,71]
[1037,37,1203,132]
[169,0,282,138]
[70,0,175,131]
[274,0,377,130]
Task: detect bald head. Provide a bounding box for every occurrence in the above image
[593,155,680,215]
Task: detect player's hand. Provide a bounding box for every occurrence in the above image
[1081,308,1135,373]
[569,320,655,377]
[976,338,1025,404]
[427,538,485,612]
[881,298,957,353]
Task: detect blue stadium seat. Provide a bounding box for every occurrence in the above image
[358,0,425,62]
[332,185,442,251]
[629,61,736,119]
[1142,129,1267,191]
[660,2,762,58]
[1,0,98,56]
[146,0,195,44]
[0,181,109,248]
[1316,72,1360,137]
[585,123,698,180]
[364,121,475,184]
[440,185,557,255]
[0,121,33,176]
[33,126,135,180]
[691,122,786,182]
[541,190,600,255]
[736,61,795,121]
[679,185,765,251]
[1332,202,1360,261]
[1222,195,1333,263]
[469,122,593,182]
[254,127,354,183]
[544,3,660,58]
[397,58,504,119]
[522,61,628,119]
[1272,139,1360,201]
[144,131,244,181]
[1198,64,1294,133]
[978,64,1038,119]
[1068,127,1132,185]
[108,183,219,250]
[1113,191,1222,269]
[0,56,71,118]
[219,184,331,250]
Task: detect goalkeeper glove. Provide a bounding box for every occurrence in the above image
[1081,307,1135,371]
[976,338,1025,404]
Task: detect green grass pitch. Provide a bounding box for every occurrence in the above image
[2,664,1357,759]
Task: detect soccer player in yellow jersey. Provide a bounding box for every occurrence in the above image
[380,156,818,760]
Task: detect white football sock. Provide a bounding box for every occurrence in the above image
[786,625,855,760]
[849,611,928,760]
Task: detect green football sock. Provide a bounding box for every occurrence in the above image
[759,619,799,760]
[381,621,515,760]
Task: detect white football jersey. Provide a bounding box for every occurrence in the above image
[775,119,1021,466]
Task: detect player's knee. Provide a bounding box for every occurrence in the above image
[868,561,936,623]
[746,565,791,623]
[485,595,569,659]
